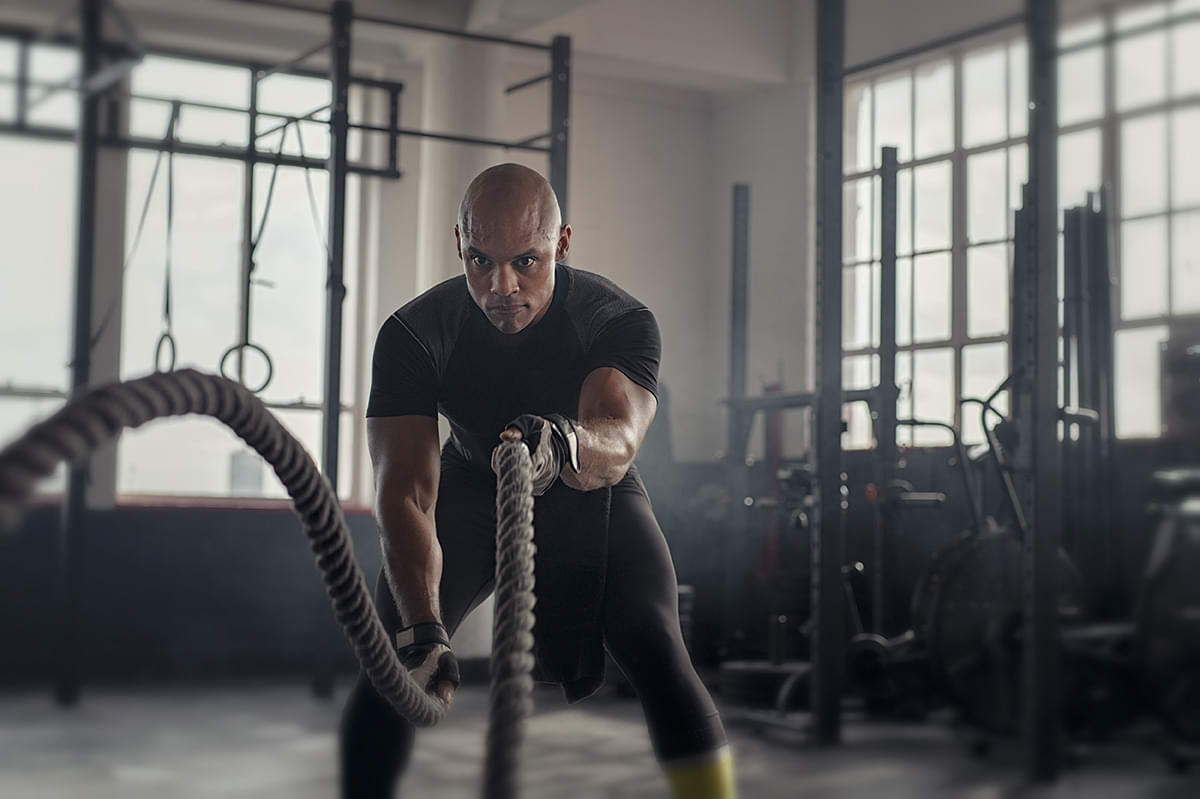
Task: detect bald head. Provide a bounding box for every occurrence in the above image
[454,163,571,334]
[458,163,562,243]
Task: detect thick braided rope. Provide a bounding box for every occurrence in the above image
[0,369,450,726]
[485,441,537,799]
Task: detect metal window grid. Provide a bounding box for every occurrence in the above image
[842,0,1200,447]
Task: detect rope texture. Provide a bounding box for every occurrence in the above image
[0,369,538,796]
[486,441,537,799]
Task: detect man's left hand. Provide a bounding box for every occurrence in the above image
[491,413,580,495]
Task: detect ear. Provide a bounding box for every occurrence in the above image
[555,224,572,262]
[454,225,463,260]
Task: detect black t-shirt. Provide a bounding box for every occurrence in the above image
[366,263,660,472]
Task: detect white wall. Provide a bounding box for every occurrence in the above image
[415,38,507,289]
[700,1,817,459]
[710,82,815,458]
[519,0,795,91]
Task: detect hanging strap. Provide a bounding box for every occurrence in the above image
[218,118,296,394]
[292,120,332,263]
[154,101,181,373]
[82,102,178,365]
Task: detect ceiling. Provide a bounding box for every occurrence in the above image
[1,0,801,95]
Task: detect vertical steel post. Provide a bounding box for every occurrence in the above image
[1088,193,1116,602]
[322,0,352,493]
[723,184,751,656]
[240,75,258,387]
[728,184,750,457]
[549,35,571,221]
[1062,207,1080,560]
[387,85,400,175]
[874,146,899,633]
[1025,0,1062,782]
[15,35,28,127]
[56,0,105,707]
[1074,202,1095,579]
[310,0,353,702]
[812,0,846,744]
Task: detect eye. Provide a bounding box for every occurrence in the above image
[515,256,536,268]
[471,255,490,267]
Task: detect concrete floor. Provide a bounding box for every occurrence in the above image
[0,682,1195,798]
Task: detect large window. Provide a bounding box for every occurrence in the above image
[843,41,1025,448]
[116,56,360,501]
[1104,2,1200,437]
[0,42,83,494]
[842,0,1200,447]
[0,39,369,504]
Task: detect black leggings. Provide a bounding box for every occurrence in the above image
[339,468,726,797]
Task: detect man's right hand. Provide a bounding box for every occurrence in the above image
[396,622,460,708]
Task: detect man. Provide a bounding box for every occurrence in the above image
[340,163,736,798]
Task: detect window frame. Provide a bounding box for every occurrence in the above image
[0,33,388,507]
[843,34,1027,448]
[841,0,1200,448]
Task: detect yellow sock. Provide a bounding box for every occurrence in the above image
[663,745,737,799]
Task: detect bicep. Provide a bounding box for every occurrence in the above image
[577,366,658,448]
[367,415,441,514]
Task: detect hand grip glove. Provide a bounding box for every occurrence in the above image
[490,413,580,496]
[396,622,460,697]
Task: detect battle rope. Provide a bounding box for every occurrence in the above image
[0,369,536,798]
[487,442,537,799]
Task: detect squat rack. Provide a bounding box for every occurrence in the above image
[813,0,1063,782]
[2,0,571,705]
[229,0,573,218]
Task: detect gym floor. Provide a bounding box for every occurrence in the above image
[0,682,1193,798]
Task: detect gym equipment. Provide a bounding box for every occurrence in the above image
[0,369,536,799]
[855,391,1200,766]
[1059,468,1200,768]
[1160,321,1200,442]
[715,456,818,716]
[849,408,1088,734]
[154,101,182,375]
[920,529,1084,734]
[849,478,947,720]
[218,118,329,394]
[1061,199,1117,596]
[1139,470,1200,745]
[86,101,182,366]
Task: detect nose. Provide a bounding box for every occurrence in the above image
[490,263,519,297]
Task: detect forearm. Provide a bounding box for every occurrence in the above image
[560,416,637,491]
[376,497,443,626]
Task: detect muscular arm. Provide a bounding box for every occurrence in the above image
[367,415,443,626]
[561,366,658,491]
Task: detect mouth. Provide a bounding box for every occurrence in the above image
[489,305,526,317]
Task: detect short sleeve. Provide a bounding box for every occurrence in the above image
[584,308,661,398]
[365,315,440,418]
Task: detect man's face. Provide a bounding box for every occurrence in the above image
[456,203,570,334]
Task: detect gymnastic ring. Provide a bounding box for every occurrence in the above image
[154,332,176,373]
[219,342,274,394]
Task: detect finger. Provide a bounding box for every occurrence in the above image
[500,429,523,441]
[436,680,455,707]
